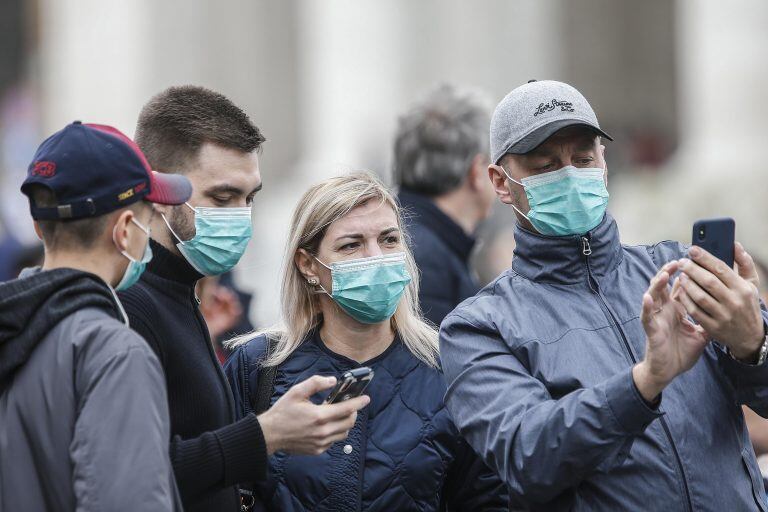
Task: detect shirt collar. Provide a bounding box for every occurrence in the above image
[398,189,476,263]
[511,212,623,284]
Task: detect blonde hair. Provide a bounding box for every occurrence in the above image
[228,171,439,367]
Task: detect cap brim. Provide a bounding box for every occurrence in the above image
[506,120,613,156]
[146,171,193,205]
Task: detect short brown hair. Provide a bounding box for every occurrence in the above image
[135,85,266,173]
[27,185,109,250]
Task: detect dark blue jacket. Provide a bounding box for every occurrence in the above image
[224,329,508,511]
[398,190,478,326]
[440,213,768,511]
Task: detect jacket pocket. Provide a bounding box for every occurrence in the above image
[742,448,768,512]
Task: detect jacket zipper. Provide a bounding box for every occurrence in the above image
[581,236,693,512]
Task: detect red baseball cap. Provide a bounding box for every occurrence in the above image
[22,121,192,220]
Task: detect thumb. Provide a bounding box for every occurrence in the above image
[286,375,337,399]
[735,242,759,288]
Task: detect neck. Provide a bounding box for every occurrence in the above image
[433,188,482,235]
[42,247,117,287]
[152,214,182,257]
[319,300,395,363]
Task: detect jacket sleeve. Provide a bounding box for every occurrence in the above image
[71,337,177,511]
[442,437,509,511]
[439,311,663,506]
[716,307,768,416]
[120,293,268,498]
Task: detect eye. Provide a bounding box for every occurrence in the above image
[535,163,554,172]
[383,235,400,245]
[212,196,231,206]
[245,194,256,206]
[575,157,594,166]
[339,242,360,251]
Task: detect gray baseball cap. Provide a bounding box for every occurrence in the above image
[490,80,613,164]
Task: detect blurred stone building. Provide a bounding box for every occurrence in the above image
[1,0,766,324]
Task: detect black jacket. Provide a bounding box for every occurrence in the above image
[119,240,267,512]
[398,190,479,326]
[0,268,178,511]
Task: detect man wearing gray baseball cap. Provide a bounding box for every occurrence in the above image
[439,80,768,510]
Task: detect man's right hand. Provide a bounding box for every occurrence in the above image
[633,261,709,403]
[257,375,370,456]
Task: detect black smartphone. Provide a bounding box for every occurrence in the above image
[324,367,374,404]
[692,217,735,268]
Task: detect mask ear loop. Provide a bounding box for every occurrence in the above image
[161,203,196,246]
[310,256,333,296]
[114,217,151,263]
[500,165,532,222]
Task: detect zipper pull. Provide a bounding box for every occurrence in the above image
[581,237,592,256]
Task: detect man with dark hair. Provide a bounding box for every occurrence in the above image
[394,84,497,325]
[0,121,193,511]
[120,85,367,512]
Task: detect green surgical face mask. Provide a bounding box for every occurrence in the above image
[315,252,412,324]
[502,165,609,236]
[114,217,152,291]
[162,203,252,276]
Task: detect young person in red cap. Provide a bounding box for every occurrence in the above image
[0,121,193,511]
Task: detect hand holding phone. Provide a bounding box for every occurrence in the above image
[324,367,374,404]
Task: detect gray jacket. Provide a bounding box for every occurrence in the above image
[440,214,768,511]
[0,268,179,511]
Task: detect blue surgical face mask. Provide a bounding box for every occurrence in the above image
[115,217,152,291]
[315,252,412,324]
[162,203,252,276]
[502,165,609,236]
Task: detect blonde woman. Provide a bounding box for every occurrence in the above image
[224,172,507,511]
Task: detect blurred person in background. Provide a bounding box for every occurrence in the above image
[394,84,496,326]
[0,122,192,511]
[119,85,367,512]
[225,172,508,511]
[440,80,768,510]
[198,273,254,363]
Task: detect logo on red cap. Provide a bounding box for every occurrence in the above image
[31,161,57,177]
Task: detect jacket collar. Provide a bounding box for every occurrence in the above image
[511,213,623,284]
[146,238,203,286]
[398,190,476,263]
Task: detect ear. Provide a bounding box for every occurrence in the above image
[112,210,135,253]
[295,248,319,282]
[599,144,609,183]
[488,164,515,205]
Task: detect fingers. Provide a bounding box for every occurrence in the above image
[678,257,731,303]
[647,265,674,304]
[677,273,723,319]
[676,286,717,334]
[320,395,370,421]
[687,245,739,288]
[735,242,760,289]
[640,293,658,333]
[287,375,337,399]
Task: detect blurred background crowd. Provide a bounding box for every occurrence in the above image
[2,0,768,449]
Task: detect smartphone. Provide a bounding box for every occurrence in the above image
[324,367,374,404]
[692,217,735,268]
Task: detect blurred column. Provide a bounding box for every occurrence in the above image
[37,0,151,134]
[612,0,768,258]
[248,0,566,323]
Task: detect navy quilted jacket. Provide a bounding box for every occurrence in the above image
[224,330,509,511]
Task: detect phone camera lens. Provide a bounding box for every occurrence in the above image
[698,228,706,240]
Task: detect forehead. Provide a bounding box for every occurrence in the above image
[324,199,398,238]
[187,142,261,190]
[530,126,599,155]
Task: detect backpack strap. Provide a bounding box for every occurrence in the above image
[253,337,279,414]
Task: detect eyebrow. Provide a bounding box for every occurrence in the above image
[334,227,400,242]
[205,182,263,197]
